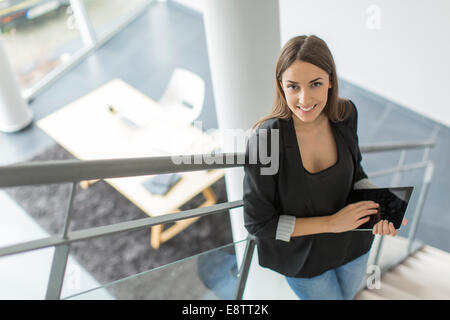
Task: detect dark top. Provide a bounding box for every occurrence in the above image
[243,100,374,278]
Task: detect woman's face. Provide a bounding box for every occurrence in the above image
[280,60,332,127]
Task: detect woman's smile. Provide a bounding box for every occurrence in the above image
[297,104,317,112]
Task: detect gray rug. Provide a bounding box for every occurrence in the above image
[4,144,235,299]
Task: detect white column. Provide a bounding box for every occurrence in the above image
[0,36,32,133]
[203,0,297,299]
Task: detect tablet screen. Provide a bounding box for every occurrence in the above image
[346,187,414,230]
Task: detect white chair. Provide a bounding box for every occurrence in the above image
[158,68,205,126]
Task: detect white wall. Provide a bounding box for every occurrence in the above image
[173,0,450,128]
[279,0,450,127]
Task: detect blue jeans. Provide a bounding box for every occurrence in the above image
[285,251,370,300]
[197,250,238,299]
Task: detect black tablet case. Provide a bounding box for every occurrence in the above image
[346,187,413,230]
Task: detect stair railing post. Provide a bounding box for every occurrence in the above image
[407,162,434,254]
[45,182,77,300]
[233,235,256,300]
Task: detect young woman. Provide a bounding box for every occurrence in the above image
[243,35,407,300]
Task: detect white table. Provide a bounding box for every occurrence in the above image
[37,79,224,249]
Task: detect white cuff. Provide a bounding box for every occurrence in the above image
[354,178,378,189]
[275,215,296,242]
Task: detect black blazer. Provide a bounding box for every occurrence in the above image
[243,100,374,277]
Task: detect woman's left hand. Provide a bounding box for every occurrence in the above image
[372,218,408,236]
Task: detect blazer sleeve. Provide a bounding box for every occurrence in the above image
[349,100,369,184]
[243,127,281,239]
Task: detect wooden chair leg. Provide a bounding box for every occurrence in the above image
[200,186,217,206]
[150,224,163,249]
[150,187,218,249]
[159,216,200,243]
[79,179,100,189]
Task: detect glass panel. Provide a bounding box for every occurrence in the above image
[63,239,248,300]
[83,0,149,39]
[0,0,82,90]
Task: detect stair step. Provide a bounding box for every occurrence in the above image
[397,254,450,297]
[370,280,419,300]
[421,245,450,265]
[409,256,450,281]
[414,251,449,269]
[354,289,384,300]
[356,245,450,300]
[382,268,449,299]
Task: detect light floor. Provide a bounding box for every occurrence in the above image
[0,190,113,299]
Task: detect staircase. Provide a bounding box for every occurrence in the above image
[356,242,450,300]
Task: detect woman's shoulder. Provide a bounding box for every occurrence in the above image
[251,117,288,136]
[256,117,285,129]
[246,117,285,157]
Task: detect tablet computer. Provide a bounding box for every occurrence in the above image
[345,186,414,231]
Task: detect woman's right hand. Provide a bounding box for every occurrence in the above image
[328,201,380,233]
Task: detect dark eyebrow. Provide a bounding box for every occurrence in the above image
[286,77,323,84]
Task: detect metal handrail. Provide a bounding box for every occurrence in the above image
[359,139,435,153]
[0,200,243,258]
[0,153,242,187]
[0,139,436,299]
[0,140,435,188]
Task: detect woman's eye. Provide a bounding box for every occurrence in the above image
[287,82,322,90]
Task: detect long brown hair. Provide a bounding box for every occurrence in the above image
[252,35,352,130]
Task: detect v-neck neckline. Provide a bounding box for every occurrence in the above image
[289,117,340,175]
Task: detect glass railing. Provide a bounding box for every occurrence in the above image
[62,239,248,300]
[0,139,436,299]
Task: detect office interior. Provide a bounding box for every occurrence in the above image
[0,0,449,300]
